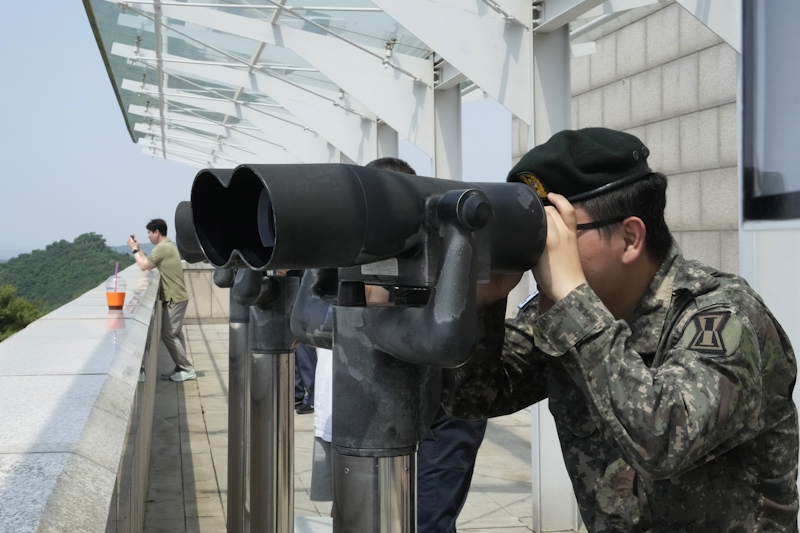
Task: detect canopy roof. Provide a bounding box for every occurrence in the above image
[84,0,739,169]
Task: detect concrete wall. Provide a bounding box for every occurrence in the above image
[183,262,229,323]
[513,1,739,272]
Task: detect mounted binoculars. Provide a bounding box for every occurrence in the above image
[188,164,548,287]
[176,163,549,533]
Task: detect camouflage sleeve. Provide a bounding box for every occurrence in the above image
[443,298,550,420]
[535,283,763,480]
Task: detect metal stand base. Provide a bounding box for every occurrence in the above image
[251,351,295,533]
[332,452,416,533]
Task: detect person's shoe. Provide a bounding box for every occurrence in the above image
[168,369,197,382]
[161,366,181,380]
[295,398,304,409]
[296,404,314,415]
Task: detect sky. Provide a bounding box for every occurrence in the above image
[0,3,511,260]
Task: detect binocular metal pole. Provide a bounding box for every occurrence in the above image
[228,293,251,533]
[213,267,251,533]
[333,449,416,532]
[249,275,299,533]
[330,282,421,533]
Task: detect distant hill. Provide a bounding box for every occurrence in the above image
[113,243,155,257]
[0,233,136,311]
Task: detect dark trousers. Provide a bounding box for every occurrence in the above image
[417,406,488,533]
[294,344,317,406]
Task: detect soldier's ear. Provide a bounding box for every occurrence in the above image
[620,216,646,266]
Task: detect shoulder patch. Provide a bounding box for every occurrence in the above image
[686,311,732,353]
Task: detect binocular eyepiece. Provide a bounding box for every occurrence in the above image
[187,164,547,279]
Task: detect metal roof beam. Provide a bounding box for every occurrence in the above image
[123,80,338,163]
[124,3,434,157]
[534,0,608,32]
[269,0,288,24]
[114,41,376,163]
[137,135,249,164]
[122,2,382,12]
[371,0,532,124]
[139,140,228,166]
[134,121,302,164]
[576,0,666,20]
[141,148,210,167]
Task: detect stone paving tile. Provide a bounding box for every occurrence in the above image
[145,324,539,533]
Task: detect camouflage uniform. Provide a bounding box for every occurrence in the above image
[444,248,799,532]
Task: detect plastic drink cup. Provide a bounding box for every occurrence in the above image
[106,291,126,309]
[105,275,127,310]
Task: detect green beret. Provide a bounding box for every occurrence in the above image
[507,127,652,202]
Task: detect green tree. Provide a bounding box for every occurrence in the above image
[0,233,135,312]
[0,285,43,342]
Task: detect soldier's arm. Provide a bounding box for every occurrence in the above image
[443,297,550,419]
[537,283,770,479]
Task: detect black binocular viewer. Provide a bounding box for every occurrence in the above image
[185,164,548,286]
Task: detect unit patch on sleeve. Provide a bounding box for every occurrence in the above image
[686,311,731,354]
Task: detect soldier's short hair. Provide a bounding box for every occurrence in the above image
[365,157,417,175]
[578,172,673,264]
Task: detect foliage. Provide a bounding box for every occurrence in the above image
[0,233,135,312]
[0,285,43,342]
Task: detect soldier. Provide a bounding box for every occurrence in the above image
[444,128,799,531]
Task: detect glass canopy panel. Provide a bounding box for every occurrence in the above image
[85,0,433,162]
[274,0,432,58]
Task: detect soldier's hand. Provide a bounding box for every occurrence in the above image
[532,193,587,303]
[477,272,524,310]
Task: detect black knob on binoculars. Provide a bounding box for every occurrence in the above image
[436,189,493,231]
[462,194,492,230]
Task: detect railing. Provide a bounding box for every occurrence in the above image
[0,265,160,533]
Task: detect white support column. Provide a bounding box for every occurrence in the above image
[377,123,399,159]
[528,25,582,533]
[123,80,338,163]
[433,85,462,180]
[124,3,436,159]
[372,0,532,126]
[531,28,572,147]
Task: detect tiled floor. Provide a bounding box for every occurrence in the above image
[143,323,542,533]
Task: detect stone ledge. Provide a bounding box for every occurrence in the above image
[0,265,160,533]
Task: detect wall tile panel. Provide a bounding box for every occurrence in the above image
[662,54,699,118]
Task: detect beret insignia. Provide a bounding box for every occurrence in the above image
[517,173,549,199]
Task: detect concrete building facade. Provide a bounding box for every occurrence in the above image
[512,1,739,273]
